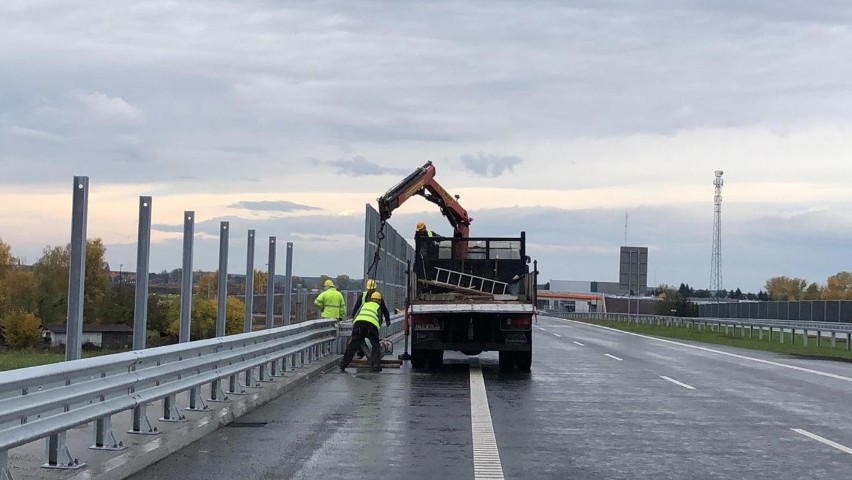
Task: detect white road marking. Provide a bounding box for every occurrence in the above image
[552,332,562,337]
[791,428,852,455]
[555,318,852,383]
[660,375,696,390]
[573,341,585,346]
[604,354,623,361]
[469,359,505,480]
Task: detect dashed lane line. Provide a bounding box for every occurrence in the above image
[604,353,623,361]
[791,428,852,456]
[554,318,852,383]
[469,359,505,480]
[573,341,585,346]
[660,375,696,390]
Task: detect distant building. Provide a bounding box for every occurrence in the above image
[619,246,648,295]
[42,324,133,349]
[538,291,605,313]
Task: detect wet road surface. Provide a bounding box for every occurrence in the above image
[132,316,852,479]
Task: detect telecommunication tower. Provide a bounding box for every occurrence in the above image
[710,170,724,294]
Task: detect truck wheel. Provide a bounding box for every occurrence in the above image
[427,349,443,368]
[515,351,532,372]
[498,351,515,371]
[411,349,427,369]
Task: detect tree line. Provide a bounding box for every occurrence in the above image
[0,237,353,350]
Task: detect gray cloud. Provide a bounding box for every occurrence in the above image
[313,156,410,177]
[460,153,522,178]
[229,200,320,212]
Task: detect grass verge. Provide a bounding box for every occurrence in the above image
[568,318,852,362]
[0,349,127,372]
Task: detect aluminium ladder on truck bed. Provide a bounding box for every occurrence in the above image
[428,266,509,295]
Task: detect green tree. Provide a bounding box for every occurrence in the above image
[33,239,111,324]
[335,274,351,290]
[803,282,822,300]
[1,309,43,349]
[764,276,807,301]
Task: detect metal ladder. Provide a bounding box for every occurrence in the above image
[432,267,508,295]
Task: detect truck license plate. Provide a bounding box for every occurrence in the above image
[505,333,527,344]
[414,324,441,331]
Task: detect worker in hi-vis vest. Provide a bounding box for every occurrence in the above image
[339,291,384,372]
[314,279,346,321]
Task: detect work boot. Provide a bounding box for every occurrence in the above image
[339,365,346,372]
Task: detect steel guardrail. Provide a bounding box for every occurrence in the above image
[0,319,338,475]
[548,312,852,350]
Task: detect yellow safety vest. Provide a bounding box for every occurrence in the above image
[354,301,381,329]
[315,288,345,320]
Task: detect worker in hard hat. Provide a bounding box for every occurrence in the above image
[314,279,346,321]
[351,279,391,326]
[351,279,392,359]
[340,291,384,372]
[414,221,442,278]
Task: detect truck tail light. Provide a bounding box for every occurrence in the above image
[502,317,531,330]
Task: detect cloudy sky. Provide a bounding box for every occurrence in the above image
[2,0,852,293]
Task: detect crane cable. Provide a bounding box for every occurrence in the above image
[365,219,386,281]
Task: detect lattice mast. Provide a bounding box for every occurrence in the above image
[710,170,724,295]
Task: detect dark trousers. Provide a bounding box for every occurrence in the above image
[340,322,381,369]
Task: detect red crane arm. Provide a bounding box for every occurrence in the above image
[377,161,472,239]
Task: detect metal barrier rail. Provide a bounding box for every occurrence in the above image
[549,312,852,350]
[0,319,338,477]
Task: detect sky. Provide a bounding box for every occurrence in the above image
[2,0,852,293]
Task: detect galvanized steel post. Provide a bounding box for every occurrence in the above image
[179,211,195,343]
[47,176,88,471]
[65,176,89,362]
[244,230,256,333]
[133,196,152,350]
[122,197,156,443]
[216,221,229,337]
[266,237,276,329]
[283,242,293,326]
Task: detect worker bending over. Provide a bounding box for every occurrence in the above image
[340,291,384,372]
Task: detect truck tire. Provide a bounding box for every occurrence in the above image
[427,349,444,368]
[515,351,532,372]
[411,349,427,369]
[498,351,515,371]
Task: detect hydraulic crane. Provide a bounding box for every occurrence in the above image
[376,161,473,258]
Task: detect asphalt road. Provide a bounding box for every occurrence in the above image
[131,316,852,479]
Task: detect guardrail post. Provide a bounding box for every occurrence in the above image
[802,329,808,347]
[831,331,836,348]
[779,328,784,344]
[791,328,796,345]
[816,330,821,347]
[847,333,851,351]
[187,386,208,411]
[43,431,83,470]
[93,415,126,447]
[759,326,764,340]
[1,451,12,480]
[160,396,184,422]
[128,404,159,435]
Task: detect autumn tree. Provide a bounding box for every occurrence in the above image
[240,270,268,294]
[764,276,807,301]
[197,272,218,299]
[822,271,852,300]
[1,310,43,349]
